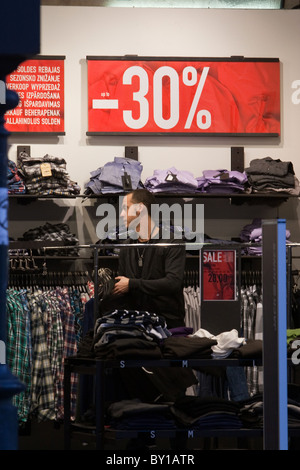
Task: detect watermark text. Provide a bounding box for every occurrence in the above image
[95,197,204,250]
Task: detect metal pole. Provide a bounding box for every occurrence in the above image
[93,245,99,323]
[286,244,292,329]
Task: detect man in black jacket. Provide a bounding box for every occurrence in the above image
[112,188,186,329]
[99,190,197,446]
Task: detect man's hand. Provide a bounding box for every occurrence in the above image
[113,276,130,295]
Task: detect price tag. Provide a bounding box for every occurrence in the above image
[40,163,52,177]
[121,171,132,190]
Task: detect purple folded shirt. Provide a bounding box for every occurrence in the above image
[145,167,198,192]
[197,169,248,193]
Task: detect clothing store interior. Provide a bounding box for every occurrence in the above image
[2,0,300,453]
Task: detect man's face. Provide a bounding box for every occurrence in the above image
[120,193,139,228]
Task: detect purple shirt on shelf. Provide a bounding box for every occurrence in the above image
[144,167,198,193]
[197,169,248,194]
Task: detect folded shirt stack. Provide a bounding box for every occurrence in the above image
[18,152,81,196]
[197,169,249,194]
[190,328,246,359]
[7,160,26,194]
[239,218,291,255]
[92,309,171,359]
[144,167,198,194]
[161,336,217,359]
[21,222,79,256]
[170,396,242,429]
[107,399,177,430]
[245,156,300,195]
[239,391,300,429]
[84,157,144,195]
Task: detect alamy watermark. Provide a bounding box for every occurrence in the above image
[95,197,204,250]
[0,80,6,104]
[292,80,300,104]
[291,340,300,365]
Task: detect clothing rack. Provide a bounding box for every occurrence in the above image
[8,241,293,331]
[184,269,199,288]
[8,270,91,289]
[241,269,262,287]
[7,241,262,326]
[8,239,297,339]
[5,235,296,448]
[63,221,292,450]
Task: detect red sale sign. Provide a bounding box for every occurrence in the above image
[5,56,65,134]
[202,250,236,301]
[87,56,280,136]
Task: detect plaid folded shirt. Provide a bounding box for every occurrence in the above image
[18,152,67,170]
[25,175,70,186]
[27,185,80,196]
[17,152,81,195]
[21,222,79,256]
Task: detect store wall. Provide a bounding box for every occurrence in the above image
[7,6,300,245]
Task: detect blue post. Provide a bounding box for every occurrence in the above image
[0,84,26,450]
[0,0,40,450]
[262,219,288,450]
[277,219,288,450]
[0,85,26,450]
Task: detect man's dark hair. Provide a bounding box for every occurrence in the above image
[129,189,157,216]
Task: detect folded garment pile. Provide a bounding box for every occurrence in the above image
[161,335,217,359]
[171,395,242,429]
[144,167,198,193]
[7,160,26,194]
[245,156,300,195]
[92,309,171,359]
[197,169,249,194]
[107,399,177,430]
[238,394,264,429]
[239,218,291,255]
[189,328,246,359]
[84,157,144,195]
[239,386,300,430]
[18,152,80,196]
[77,310,263,362]
[103,390,300,431]
[21,222,79,256]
